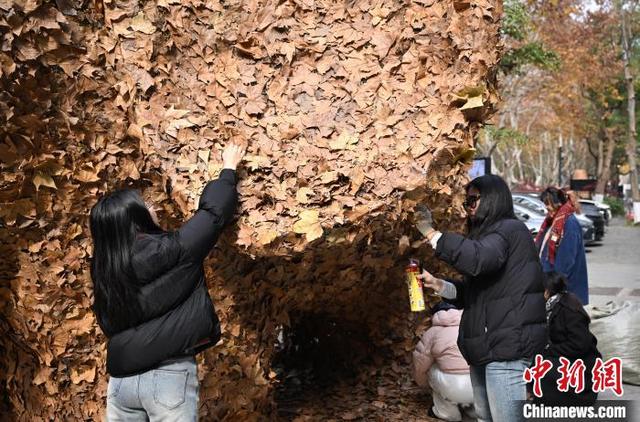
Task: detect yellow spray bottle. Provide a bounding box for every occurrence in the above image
[406,258,425,312]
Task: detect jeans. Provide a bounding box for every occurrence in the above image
[428,366,476,421]
[470,359,530,422]
[106,356,198,422]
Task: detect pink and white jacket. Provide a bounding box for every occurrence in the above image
[412,309,469,387]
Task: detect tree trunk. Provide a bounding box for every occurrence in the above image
[597,137,604,181]
[621,4,640,204]
[595,129,616,195]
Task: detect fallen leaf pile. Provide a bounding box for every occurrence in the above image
[0,0,502,419]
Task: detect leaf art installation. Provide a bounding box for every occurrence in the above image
[0,0,501,419]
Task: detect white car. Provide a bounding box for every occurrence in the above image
[513,203,546,236]
[513,193,595,230]
[512,194,546,215]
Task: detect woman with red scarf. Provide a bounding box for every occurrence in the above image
[535,187,589,305]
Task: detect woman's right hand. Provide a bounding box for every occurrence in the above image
[222,142,246,170]
[417,269,444,294]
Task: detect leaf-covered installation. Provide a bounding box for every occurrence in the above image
[0,0,502,419]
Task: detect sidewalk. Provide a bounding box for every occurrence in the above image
[587,218,640,306]
[586,217,640,401]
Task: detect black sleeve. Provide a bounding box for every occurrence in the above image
[435,231,509,278]
[176,169,237,262]
[548,309,594,358]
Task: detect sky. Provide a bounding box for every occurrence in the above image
[583,0,601,13]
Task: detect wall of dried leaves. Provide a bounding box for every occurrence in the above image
[0,0,502,419]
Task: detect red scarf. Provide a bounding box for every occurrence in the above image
[535,200,575,265]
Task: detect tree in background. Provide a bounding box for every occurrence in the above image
[479,0,561,186]
[613,0,640,219]
[480,0,628,196]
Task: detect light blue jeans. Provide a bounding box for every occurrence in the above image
[470,359,530,422]
[106,356,198,421]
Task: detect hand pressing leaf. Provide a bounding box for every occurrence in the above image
[293,210,323,242]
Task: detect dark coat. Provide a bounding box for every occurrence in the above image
[435,218,547,366]
[539,215,589,305]
[535,292,601,406]
[106,169,237,376]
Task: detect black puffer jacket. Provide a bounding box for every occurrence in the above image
[436,218,546,366]
[534,292,601,406]
[106,169,237,376]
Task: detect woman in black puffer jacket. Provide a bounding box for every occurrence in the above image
[90,143,245,421]
[416,175,546,422]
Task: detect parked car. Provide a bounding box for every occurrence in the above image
[577,202,606,241]
[579,199,611,226]
[513,203,546,237]
[513,193,546,215]
[513,197,597,245]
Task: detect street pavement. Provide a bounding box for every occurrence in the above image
[585,218,640,402]
[587,218,640,306]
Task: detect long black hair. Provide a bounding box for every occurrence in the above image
[89,189,162,337]
[467,174,517,239]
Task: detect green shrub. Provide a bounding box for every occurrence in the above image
[603,196,625,216]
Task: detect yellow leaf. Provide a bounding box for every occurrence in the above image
[454,147,476,164]
[244,155,271,170]
[198,149,210,164]
[293,210,323,242]
[257,229,278,246]
[456,85,485,98]
[75,166,100,183]
[122,160,140,180]
[28,241,45,253]
[70,366,96,385]
[33,172,56,191]
[459,95,484,110]
[68,223,83,240]
[33,367,53,386]
[319,171,339,184]
[296,187,314,204]
[329,132,358,150]
[130,13,156,34]
[280,43,295,63]
[166,118,195,138]
[127,123,143,140]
